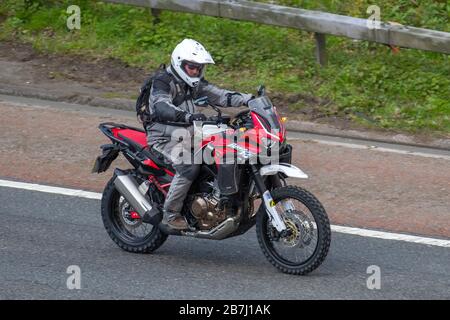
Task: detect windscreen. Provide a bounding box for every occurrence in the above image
[247,96,281,131]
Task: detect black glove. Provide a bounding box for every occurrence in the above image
[188,113,207,123]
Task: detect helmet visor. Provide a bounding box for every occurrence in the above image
[181,61,204,76]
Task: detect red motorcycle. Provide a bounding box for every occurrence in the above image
[93,87,331,275]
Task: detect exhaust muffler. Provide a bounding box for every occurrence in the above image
[113,169,162,225]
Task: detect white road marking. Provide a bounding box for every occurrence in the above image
[0,179,101,200]
[298,139,450,161]
[331,225,450,248]
[1,179,449,247]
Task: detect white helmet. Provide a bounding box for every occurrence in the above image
[170,39,215,87]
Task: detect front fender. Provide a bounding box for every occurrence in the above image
[260,163,308,179]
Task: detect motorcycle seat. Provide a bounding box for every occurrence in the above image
[114,128,174,172]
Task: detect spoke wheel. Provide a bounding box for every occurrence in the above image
[256,186,331,275]
[101,175,167,253]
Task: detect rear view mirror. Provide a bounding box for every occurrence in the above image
[257,85,266,97]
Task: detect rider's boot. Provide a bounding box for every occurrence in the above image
[160,209,189,230]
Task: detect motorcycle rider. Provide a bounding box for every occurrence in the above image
[145,38,253,230]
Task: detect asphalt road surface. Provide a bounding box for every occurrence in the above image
[1,186,449,300]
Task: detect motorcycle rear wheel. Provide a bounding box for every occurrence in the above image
[256,186,331,275]
[101,175,168,253]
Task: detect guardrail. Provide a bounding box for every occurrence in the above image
[102,0,450,65]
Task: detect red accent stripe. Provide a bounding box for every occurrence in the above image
[143,159,160,169]
[164,169,175,177]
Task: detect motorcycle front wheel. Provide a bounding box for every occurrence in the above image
[256,186,331,275]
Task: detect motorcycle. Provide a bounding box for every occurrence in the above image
[92,86,331,275]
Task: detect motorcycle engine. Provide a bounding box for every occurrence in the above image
[190,194,227,230]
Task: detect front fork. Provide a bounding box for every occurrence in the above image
[250,165,287,232]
